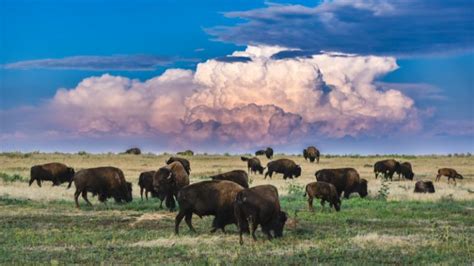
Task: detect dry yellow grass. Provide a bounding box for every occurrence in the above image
[0,153,473,202]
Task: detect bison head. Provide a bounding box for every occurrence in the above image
[124,182,133,202]
[165,157,175,165]
[457,174,464,179]
[153,167,175,194]
[334,198,341,212]
[294,165,302,178]
[358,179,368,198]
[405,171,414,180]
[257,166,265,175]
[425,181,435,193]
[273,211,288,238]
[66,167,75,181]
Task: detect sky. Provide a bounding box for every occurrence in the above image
[0,0,473,154]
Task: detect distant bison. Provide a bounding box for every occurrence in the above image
[234,185,288,245]
[374,159,400,180]
[153,161,190,210]
[436,168,464,184]
[166,157,191,175]
[255,150,265,156]
[138,171,165,206]
[241,156,265,175]
[315,168,368,199]
[177,150,194,156]
[175,180,247,234]
[303,146,320,163]
[265,147,274,159]
[210,170,249,188]
[125,147,141,155]
[304,182,341,211]
[397,162,414,180]
[72,166,132,208]
[414,181,435,193]
[265,159,301,180]
[29,163,75,187]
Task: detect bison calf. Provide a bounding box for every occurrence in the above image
[265,159,301,180]
[210,170,249,188]
[241,156,265,175]
[234,185,288,245]
[414,181,435,193]
[304,182,341,212]
[436,168,463,184]
[30,162,75,187]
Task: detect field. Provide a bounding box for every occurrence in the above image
[0,152,473,264]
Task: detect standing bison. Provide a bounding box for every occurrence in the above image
[153,162,190,210]
[265,159,301,180]
[138,171,165,206]
[436,168,464,184]
[175,180,247,234]
[414,181,435,193]
[374,159,400,180]
[210,170,249,188]
[72,167,132,208]
[396,162,414,180]
[234,185,288,245]
[241,156,265,175]
[166,157,191,175]
[29,163,75,187]
[255,150,265,156]
[315,168,368,199]
[303,146,320,163]
[304,181,341,211]
[125,147,141,155]
[265,147,274,159]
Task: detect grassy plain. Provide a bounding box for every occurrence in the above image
[0,152,473,264]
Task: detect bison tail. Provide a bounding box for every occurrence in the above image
[240,156,249,162]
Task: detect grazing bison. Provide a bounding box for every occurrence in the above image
[210,170,249,188]
[303,146,320,163]
[72,167,132,208]
[234,185,288,245]
[255,150,265,156]
[29,163,75,187]
[436,168,464,184]
[265,159,301,180]
[166,157,191,175]
[414,181,435,193]
[153,162,190,210]
[397,162,414,180]
[315,168,368,199]
[175,180,247,234]
[138,171,165,206]
[265,147,274,159]
[304,182,341,211]
[241,156,265,175]
[374,159,400,180]
[125,147,141,155]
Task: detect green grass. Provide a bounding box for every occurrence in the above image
[0,172,28,183]
[0,194,472,264]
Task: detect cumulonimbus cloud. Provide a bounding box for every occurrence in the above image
[2,46,420,148]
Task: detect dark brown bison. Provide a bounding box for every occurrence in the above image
[241,156,265,175]
[255,150,265,156]
[374,159,400,180]
[153,161,190,210]
[210,170,249,188]
[29,163,75,187]
[265,159,301,180]
[396,162,414,180]
[414,181,435,193]
[265,147,274,159]
[166,157,191,175]
[177,150,194,156]
[175,180,247,234]
[72,167,132,208]
[303,146,320,163]
[304,182,341,211]
[138,171,165,206]
[125,147,141,155]
[436,168,464,184]
[234,185,288,245]
[315,168,368,199]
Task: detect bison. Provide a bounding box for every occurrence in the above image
[374,159,400,181]
[436,168,464,184]
[166,157,191,175]
[234,185,288,245]
[304,182,341,212]
[72,166,132,208]
[138,171,165,206]
[396,162,414,180]
[153,161,190,211]
[210,170,249,188]
[315,168,368,199]
[414,181,435,193]
[175,180,247,234]
[265,159,301,180]
[241,156,265,175]
[125,147,141,155]
[29,163,75,187]
[255,150,265,156]
[265,147,274,159]
[177,150,194,156]
[303,146,320,163]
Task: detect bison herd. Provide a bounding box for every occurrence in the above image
[27,146,465,244]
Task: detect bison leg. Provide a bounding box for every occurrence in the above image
[28,177,35,186]
[308,196,314,212]
[74,190,81,208]
[264,171,272,179]
[36,179,42,187]
[81,191,92,206]
[140,187,144,200]
[435,174,441,182]
[250,217,258,241]
[185,212,196,233]
[175,211,185,234]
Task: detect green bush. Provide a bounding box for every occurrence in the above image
[0,172,27,183]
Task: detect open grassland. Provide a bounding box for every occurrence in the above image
[0,152,473,264]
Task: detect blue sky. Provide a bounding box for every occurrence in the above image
[0,0,473,154]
